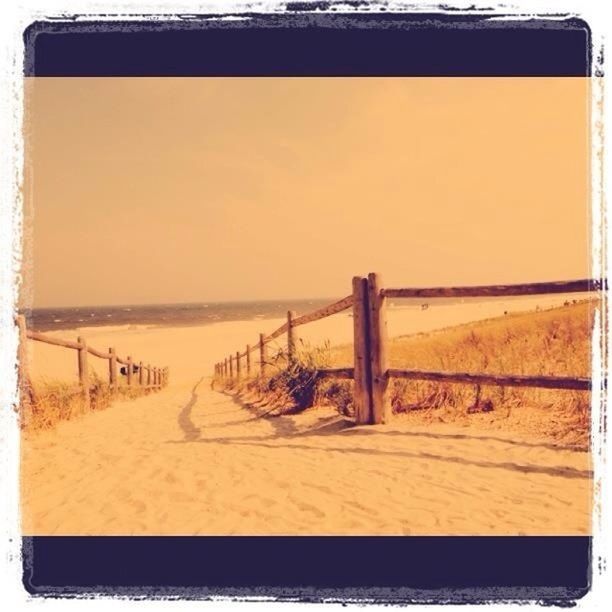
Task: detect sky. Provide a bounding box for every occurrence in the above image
[23,77,590,308]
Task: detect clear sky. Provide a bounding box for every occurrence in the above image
[23,77,590,308]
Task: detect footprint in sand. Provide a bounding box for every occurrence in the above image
[288,496,326,519]
[351,501,379,517]
[304,483,334,495]
[128,498,147,514]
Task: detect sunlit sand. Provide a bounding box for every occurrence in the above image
[20,296,592,536]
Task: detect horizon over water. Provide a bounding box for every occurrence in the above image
[22,293,593,333]
[24,298,340,332]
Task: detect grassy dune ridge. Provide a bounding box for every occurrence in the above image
[20,374,151,432]
[218,301,596,447]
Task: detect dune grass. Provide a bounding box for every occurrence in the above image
[216,301,597,446]
[20,374,151,432]
[215,341,335,414]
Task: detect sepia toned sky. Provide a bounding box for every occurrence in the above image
[23,77,590,308]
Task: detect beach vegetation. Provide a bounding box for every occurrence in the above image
[218,301,596,446]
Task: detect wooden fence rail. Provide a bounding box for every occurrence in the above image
[213,273,601,425]
[17,315,169,408]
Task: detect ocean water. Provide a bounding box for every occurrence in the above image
[24,293,591,333]
[25,299,337,332]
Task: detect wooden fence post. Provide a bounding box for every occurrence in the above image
[139,360,144,386]
[229,355,234,379]
[127,356,133,386]
[259,334,267,377]
[108,347,118,392]
[246,345,251,376]
[367,273,390,424]
[236,351,241,381]
[77,336,91,409]
[147,363,151,387]
[287,310,296,363]
[224,358,228,378]
[352,276,373,424]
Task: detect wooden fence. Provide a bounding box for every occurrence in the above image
[16,314,169,409]
[214,274,602,425]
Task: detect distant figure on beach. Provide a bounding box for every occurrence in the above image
[421,303,429,311]
[120,365,139,376]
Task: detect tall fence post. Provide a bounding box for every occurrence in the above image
[139,360,144,386]
[229,355,234,379]
[126,356,133,386]
[246,344,251,376]
[259,334,267,377]
[367,272,390,424]
[77,336,91,409]
[236,351,241,381]
[147,363,151,387]
[108,347,118,392]
[224,357,228,378]
[287,310,296,363]
[352,276,373,424]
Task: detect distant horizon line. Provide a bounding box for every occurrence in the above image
[22,295,344,311]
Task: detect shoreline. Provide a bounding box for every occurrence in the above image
[22,292,593,334]
[24,295,597,388]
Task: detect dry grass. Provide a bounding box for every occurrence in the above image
[21,374,151,432]
[330,300,597,447]
[214,341,338,415]
[212,300,598,447]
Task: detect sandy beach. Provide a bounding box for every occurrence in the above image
[20,296,593,535]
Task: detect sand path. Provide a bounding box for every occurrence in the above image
[21,376,592,536]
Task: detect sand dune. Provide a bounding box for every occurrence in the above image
[25,293,582,386]
[20,296,592,535]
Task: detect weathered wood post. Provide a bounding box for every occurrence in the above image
[367,272,390,424]
[138,360,144,386]
[154,367,159,388]
[126,356,133,386]
[147,363,152,387]
[287,310,296,363]
[77,336,91,409]
[224,357,228,378]
[108,347,118,392]
[246,345,251,376]
[352,276,373,424]
[236,351,241,381]
[229,355,234,379]
[259,333,267,377]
